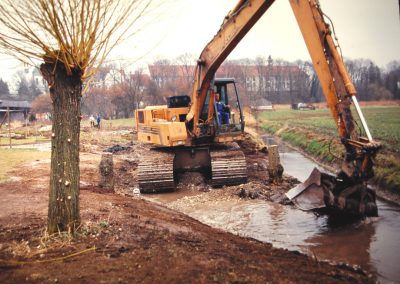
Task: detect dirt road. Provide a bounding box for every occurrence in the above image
[0,131,374,283]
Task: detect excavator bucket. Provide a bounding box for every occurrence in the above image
[286,168,334,211]
[286,167,378,217]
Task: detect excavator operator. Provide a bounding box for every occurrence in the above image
[215,92,230,124]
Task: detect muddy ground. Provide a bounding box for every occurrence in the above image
[0,128,375,283]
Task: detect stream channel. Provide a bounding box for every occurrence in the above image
[144,139,400,283]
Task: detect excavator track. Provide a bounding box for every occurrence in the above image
[210,149,247,187]
[138,153,175,193]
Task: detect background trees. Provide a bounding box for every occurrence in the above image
[6,52,396,123]
[0,78,10,97]
[31,94,53,117]
[79,54,400,120]
[384,61,400,100]
[80,56,400,108]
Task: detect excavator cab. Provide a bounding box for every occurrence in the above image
[200,78,245,142]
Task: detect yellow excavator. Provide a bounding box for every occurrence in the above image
[135,0,381,217]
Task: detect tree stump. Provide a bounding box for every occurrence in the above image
[99,153,114,190]
[267,145,284,184]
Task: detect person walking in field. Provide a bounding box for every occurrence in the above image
[97,113,101,128]
[89,114,95,127]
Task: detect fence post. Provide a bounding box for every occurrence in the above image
[267,145,283,183]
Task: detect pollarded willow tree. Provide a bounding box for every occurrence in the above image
[0,0,153,234]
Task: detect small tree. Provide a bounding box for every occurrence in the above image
[0,0,153,234]
[385,61,400,99]
[28,78,44,100]
[32,94,53,116]
[17,77,30,99]
[0,78,10,97]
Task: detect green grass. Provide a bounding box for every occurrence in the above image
[279,129,341,163]
[260,106,400,151]
[359,107,400,151]
[0,148,50,183]
[259,106,400,192]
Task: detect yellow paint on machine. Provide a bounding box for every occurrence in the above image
[136,107,189,147]
[137,123,188,147]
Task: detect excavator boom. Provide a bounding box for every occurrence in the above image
[287,0,381,216]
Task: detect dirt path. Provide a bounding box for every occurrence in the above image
[0,134,375,283]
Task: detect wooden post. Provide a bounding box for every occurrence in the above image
[7,107,11,149]
[99,153,114,190]
[267,145,283,183]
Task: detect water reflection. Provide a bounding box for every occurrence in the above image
[304,219,377,277]
[370,200,400,283]
[185,200,329,252]
[275,140,400,283]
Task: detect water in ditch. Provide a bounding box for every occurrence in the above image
[277,144,400,283]
[145,139,400,283]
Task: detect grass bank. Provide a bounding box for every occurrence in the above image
[259,106,400,192]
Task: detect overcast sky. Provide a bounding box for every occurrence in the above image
[1,0,399,83]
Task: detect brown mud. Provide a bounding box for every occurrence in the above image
[0,129,375,283]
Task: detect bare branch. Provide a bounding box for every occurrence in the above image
[0,0,155,80]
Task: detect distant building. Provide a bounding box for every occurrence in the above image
[216,64,309,103]
[0,100,31,122]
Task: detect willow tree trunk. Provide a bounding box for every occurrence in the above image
[41,61,82,234]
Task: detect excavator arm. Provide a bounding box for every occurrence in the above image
[289,0,381,182]
[282,1,381,216]
[185,0,275,136]
[186,0,380,181]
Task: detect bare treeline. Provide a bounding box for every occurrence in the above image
[79,55,400,119]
